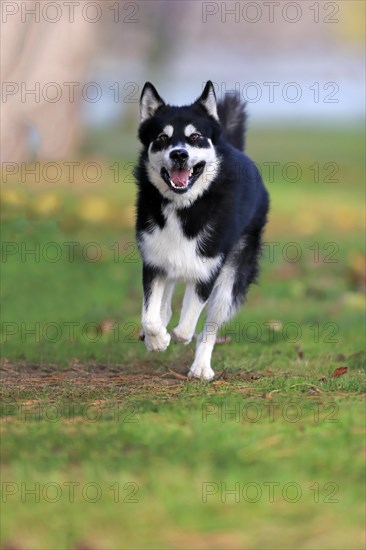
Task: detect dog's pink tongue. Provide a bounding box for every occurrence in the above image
[170,169,190,187]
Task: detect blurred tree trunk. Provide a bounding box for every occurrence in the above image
[1,0,97,162]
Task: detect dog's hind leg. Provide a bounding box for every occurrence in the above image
[188,263,237,380]
[188,234,261,380]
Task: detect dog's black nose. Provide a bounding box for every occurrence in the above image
[170,148,189,165]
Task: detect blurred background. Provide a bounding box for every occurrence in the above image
[1,0,364,161]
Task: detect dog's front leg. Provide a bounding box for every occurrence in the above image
[172,284,207,345]
[142,265,171,352]
[160,280,175,328]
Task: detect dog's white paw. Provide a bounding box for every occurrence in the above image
[144,329,171,352]
[188,361,215,381]
[171,326,193,345]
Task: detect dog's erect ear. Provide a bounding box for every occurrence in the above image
[196,81,219,121]
[140,82,165,122]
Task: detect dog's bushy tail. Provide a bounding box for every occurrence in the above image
[217,95,247,152]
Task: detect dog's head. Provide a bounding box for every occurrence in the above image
[138,81,222,203]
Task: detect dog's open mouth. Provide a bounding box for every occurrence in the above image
[161,162,205,193]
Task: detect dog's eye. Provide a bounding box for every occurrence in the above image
[157,133,168,142]
[190,133,201,141]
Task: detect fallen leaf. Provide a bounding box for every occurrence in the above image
[78,196,111,223]
[1,189,25,206]
[342,292,365,310]
[295,344,304,360]
[347,252,366,291]
[331,366,348,378]
[33,193,60,215]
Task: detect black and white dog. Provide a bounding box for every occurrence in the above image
[135,81,269,380]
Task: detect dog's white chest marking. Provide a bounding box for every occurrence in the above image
[139,205,222,282]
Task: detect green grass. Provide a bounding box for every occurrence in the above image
[1,126,365,549]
